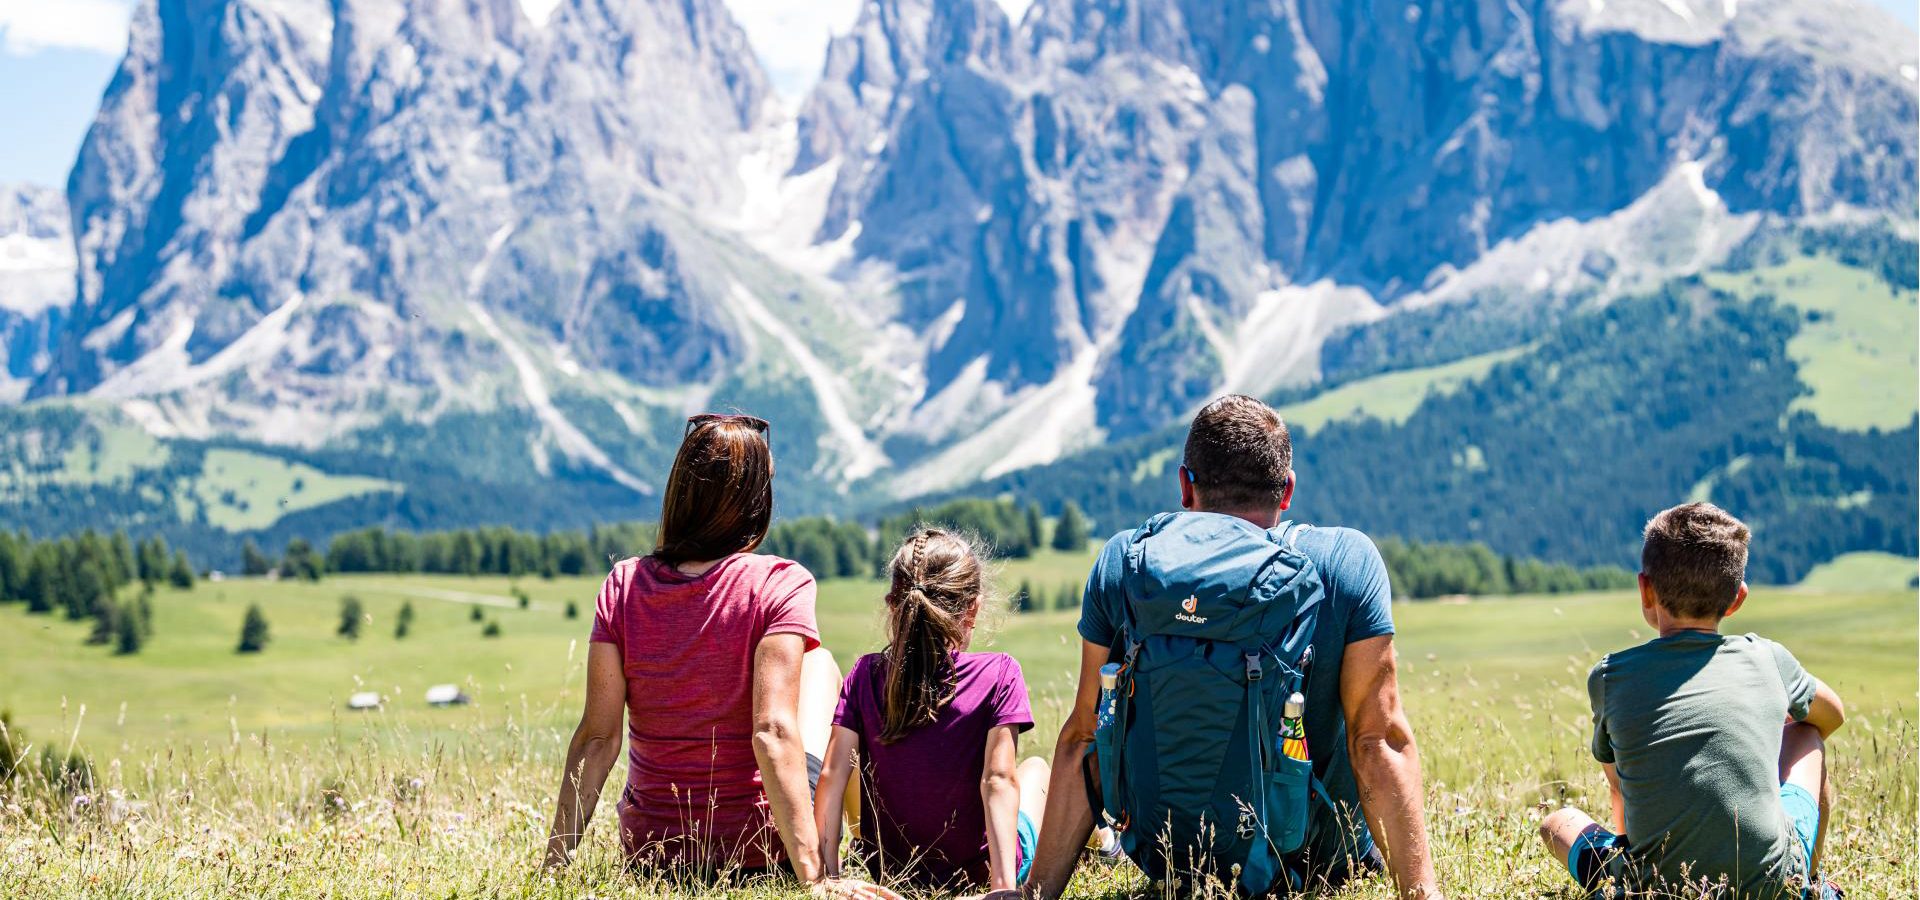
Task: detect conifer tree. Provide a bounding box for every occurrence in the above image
[110,531,136,587]
[69,562,107,622]
[237,603,270,653]
[23,547,55,614]
[338,596,364,640]
[168,550,195,590]
[0,530,21,603]
[87,596,118,645]
[1052,502,1090,552]
[137,537,168,588]
[1025,503,1046,552]
[115,602,144,655]
[241,539,275,577]
[281,539,323,581]
[394,601,414,639]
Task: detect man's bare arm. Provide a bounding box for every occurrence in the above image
[1341,634,1443,900]
[1021,640,1107,900]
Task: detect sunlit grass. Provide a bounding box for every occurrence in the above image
[1,570,1912,898]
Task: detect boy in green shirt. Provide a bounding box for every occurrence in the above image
[1539,503,1846,899]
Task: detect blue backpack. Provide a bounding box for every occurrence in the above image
[1088,512,1325,896]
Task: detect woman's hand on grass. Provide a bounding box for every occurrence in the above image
[810,876,903,900]
[540,838,570,871]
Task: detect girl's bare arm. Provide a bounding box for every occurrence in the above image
[813,726,859,878]
[980,725,1023,891]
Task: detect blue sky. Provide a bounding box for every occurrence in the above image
[1,0,1914,189]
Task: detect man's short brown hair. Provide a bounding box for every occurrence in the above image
[1640,502,1751,619]
[1183,395,1292,511]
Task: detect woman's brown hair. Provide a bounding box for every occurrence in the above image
[651,417,774,566]
[878,528,984,743]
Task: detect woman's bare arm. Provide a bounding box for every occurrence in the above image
[754,633,826,881]
[545,642,627,867]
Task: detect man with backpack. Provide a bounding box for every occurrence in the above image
[1020,395,1444,899]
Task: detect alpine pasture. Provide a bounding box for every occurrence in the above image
[1,548,1913,898]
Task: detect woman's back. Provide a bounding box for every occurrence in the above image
[591,552,819,868]
[835,650,1033,888]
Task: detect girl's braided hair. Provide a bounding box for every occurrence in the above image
[879,528,984,743]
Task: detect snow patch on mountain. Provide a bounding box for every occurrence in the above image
[724,282,888,479]
[887,346,1102,497]
[1405,160,1759,312]
[94,294,307,399]
[1214,284,1385,402]
[466,224,652,496]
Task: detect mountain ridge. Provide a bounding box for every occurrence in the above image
[0,0,1913,573]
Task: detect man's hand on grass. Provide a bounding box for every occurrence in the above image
[809,876,903,900]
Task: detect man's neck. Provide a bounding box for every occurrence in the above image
[1194,506,1282,529]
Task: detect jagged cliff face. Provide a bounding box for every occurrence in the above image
[18,0,1920,499]
[0,185,74,400]
[38,0,781,455]
[801,0,1919,444]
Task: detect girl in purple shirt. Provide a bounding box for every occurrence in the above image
[811,528,1050,894]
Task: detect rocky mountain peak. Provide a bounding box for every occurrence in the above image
[11,0,1917,505]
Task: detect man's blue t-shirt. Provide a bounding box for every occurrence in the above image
[1078,519,1397,871]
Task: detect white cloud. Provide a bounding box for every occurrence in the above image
[0,0,1043,87]
[722,0,1032,101]
[722,0,862,99]
[518,0,562,27]
[0,0,133,56]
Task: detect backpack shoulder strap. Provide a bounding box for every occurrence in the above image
[1272,520,1313,553]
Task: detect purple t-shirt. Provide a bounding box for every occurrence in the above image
[832,651,1034,889]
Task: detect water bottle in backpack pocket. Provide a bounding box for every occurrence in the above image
[1093,662,1122,826]
[1268,689,1314,854]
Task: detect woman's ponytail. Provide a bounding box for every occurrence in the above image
[879,529,984,743]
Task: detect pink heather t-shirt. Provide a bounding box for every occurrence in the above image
[589,553,821,870]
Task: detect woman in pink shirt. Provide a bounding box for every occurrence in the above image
[543,414,895,899]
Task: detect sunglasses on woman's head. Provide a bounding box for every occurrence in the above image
[685,413,771,437]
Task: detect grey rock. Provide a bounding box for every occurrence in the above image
[18,0,1918,493]
[0,184,76,396]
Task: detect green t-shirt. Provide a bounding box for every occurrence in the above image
[1588,631,1819,898]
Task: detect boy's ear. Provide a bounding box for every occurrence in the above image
[1178,465,1197,510]
[1278,468,1296,512]
[1637,572,1657,609]
[1723,582,1749,618]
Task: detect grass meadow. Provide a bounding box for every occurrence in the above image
[1,548,1914,898]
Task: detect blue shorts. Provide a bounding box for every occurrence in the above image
[1569,784,1824,896]
[1016,810,1038,884]
[1779,783,1821,872]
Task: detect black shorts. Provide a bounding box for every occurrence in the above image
[806,751,823,795]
